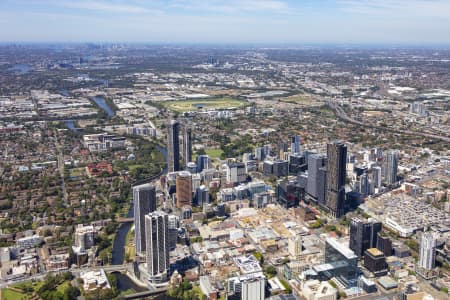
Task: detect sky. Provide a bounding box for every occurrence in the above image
[1,0,450,45]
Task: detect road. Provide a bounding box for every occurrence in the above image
[325,100,450,143]
[54,129,68,206]
[348,292,396,300]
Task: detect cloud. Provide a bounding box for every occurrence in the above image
[56,0,163,15]
[169,0,293,14]
[337,0,450,19]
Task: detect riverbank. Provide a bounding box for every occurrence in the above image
[111,143,167,265]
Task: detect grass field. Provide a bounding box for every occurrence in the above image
[279,94,319,106]
[162,98,247,112]
[205,149,223,158]
[123,226,135,262]
[69,167,85,178]
[1,288,24,300]
[1,281,44,300]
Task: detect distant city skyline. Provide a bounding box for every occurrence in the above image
[1,0,450,44]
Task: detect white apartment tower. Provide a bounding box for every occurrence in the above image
[145,211,170,283]
[418,232,437,270]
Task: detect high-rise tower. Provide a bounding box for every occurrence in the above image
[167,120,180,172]
[145,211,170,283]
[133,184,156,254]
[418,232,437,270]
[290,135,301,154]
[306,154,327,201]
[182,126,192,165]
[176,171,193,208]
[384,150,398,185]
[349,217,382,258]
[326,141,347,218]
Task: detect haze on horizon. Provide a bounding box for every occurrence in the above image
[1,0,450,45]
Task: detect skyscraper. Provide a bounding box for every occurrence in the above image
[176,171,193,208]
[182,126,192,164]
[290,135,301,154]
[384,150,398,185]
[317,167,327,206]
[278,142,288,160]
[145,211,169,283]
[372,166,382,189]
[376,232,392,257]
[418,232,437,270]
[349,217,382,258]
[133,184,156,254]
[359,173,369,196]
[326,141,347,218]
[167,120,180,172]
[196,185,209,206]
[196,154,211,173]
[306,154,327,201]
[168,214,179,251]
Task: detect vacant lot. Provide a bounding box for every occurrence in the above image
[162,98,247,112]
[279,94,322,106]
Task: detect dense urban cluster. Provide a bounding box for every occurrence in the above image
[0,45,449,300]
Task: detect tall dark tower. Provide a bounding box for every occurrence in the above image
[183,126,192,165]
[133,184,156,255]
[349,217,382,258]
[326,141,347,218]
[167,120,180,172]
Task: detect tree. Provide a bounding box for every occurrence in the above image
[63,285,81,300]
[253,251,264,264]
[264,266,277,278]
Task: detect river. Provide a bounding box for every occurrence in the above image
[111,144,168,265]
[64,120,79,132]
[92,96,115,117]
[111,272,147,293]
[8,64,32,74]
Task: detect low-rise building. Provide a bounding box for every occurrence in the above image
[301,280,337,300]
[80,269,111,292]
[17,235,42,249]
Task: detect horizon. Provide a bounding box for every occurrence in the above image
[1,0,450,45]
[2,42,450,49]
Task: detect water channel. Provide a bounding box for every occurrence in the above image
[111,144,168,265]
[110,272,147,293]
[92,95,115,117]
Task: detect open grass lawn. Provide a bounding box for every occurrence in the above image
[1,280,46,300]
[2,279,70,300]
[162,97,247,112]
[124,227,135,262]
[205,148,223,158]
[69,167,85,178]
[127,164,145,171]
[2,288,25,300]
[279,94,319,106]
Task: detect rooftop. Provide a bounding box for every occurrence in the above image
[366,248,384,257]
[326,237,357,260]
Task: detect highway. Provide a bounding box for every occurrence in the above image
[325,100,450,143]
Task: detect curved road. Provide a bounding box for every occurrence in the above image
[326,100,450,143]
